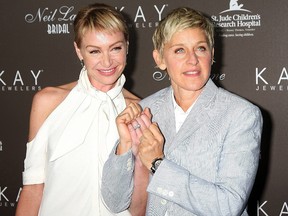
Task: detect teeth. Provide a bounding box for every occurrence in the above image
[185,71,197,74]
[101,68,114,73]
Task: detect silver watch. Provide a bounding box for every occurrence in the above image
[150,158,163,174]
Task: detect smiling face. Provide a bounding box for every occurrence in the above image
[153,27,214,97]
[74,29,128,92]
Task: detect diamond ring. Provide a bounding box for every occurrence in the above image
[133,124,141,130]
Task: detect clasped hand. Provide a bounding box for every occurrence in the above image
[116,102,164,170]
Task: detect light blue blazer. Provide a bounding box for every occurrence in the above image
[102,79,263,216]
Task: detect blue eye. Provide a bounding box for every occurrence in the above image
[197,46,206,52]
[175,48,185,54]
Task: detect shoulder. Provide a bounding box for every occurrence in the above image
[219,87,257,108]
[33,82,77,112]
[123,88,140,104]
[203,80,262,119]
[216,87,262,120]
[217,88,263,138]
[28,81,77,140]
[140,87,171,107]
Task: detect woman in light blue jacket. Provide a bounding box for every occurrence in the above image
[102,7,263,216]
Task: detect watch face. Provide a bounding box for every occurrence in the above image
[151,158,163,174]
[154,159,162,170]
[155,159,162,168]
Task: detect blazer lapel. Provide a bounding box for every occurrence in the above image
[152,87,177,154]
[165,79,218,155]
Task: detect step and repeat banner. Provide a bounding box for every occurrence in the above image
[0,0,287,215]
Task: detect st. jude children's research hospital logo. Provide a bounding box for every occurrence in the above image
[211,0,261,38]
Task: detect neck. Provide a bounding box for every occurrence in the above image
[173,89,201,112]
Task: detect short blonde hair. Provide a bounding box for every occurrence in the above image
[74,3,129,47]
[152,7,214,56]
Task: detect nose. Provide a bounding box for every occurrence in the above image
[101,52,112,67]
[187,50,199,66]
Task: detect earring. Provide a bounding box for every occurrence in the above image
[80,59,84,68]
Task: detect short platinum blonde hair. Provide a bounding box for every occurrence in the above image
[74,3,129,47]
[152,7,214,56]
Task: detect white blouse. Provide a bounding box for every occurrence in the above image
[23,68,131,216]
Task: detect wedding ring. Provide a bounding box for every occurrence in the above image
[133,124,141,130]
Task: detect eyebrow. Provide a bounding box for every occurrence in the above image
[169,40,208,48]
[85,40,126,49]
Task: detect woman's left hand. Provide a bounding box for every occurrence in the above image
[138,122,165,170]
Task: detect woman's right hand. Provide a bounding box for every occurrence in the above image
[116,103,152,155]
[115,102,142,155]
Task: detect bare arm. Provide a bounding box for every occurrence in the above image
[16,83,75,215]
[15,184,44,216]
[129,159,149,216]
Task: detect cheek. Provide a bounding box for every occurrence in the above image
[83,58,94,67]
[204,59,213,69]
[199,56,212,66]
[115,54,127,65]
[163,56,178,68]
[166,59,181,73]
